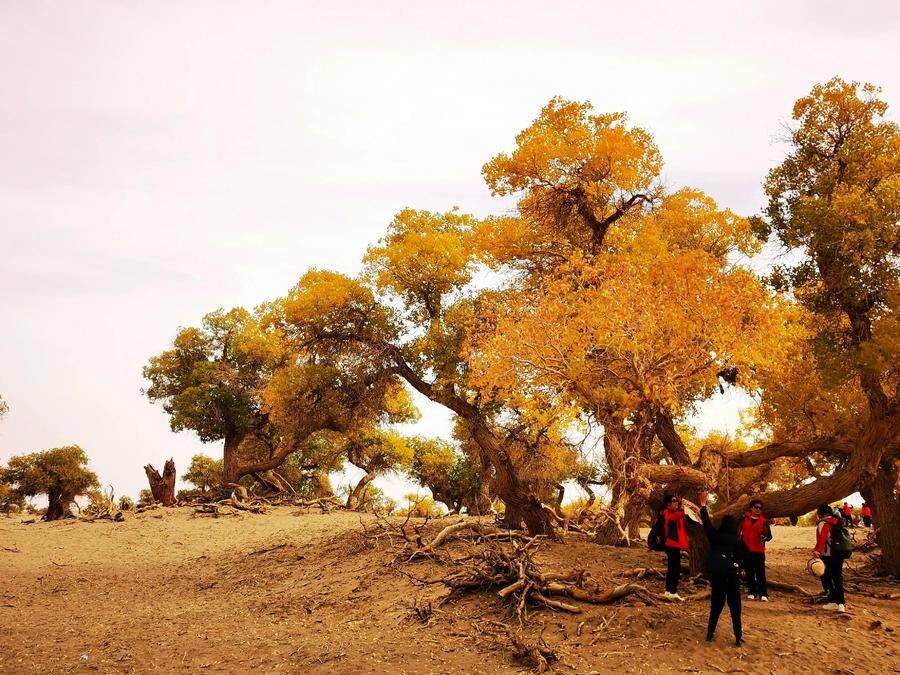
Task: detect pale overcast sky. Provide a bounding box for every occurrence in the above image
[1,1,898,502]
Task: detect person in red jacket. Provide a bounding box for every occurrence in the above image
[738,499,772,601]
[815,504,847,612]
[861,503,872,528]
[841,502,854,527]
[661,493,688,600]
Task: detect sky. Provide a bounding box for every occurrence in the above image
[1,1,898,504]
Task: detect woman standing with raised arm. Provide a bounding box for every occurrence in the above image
[699,490,743,646]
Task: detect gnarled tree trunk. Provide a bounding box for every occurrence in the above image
[861,459,900,576]
[594,416,653,546]
[45,487,74,521]
[470,419,556,537]
[346,470,377,510]
[144,458,176,506]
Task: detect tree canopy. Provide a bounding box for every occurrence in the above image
[143,77,898,568]
[1,445,99,520]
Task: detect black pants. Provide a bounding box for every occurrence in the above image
[743,552,767,597]
[842,514,853,527]
[863,516,872,528]
[708,573,742,640]
[665,548,681,593]
[821,554,846,604]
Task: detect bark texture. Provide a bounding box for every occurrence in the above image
[144,458,176,506]
[861,459,900,576]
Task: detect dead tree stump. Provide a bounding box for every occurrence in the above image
[144,458,176,506]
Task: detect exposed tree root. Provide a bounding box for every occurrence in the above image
[765,579,820,598]
[472,620,560,673]
[364,516,659,623]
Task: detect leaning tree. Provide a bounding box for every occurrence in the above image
[283,210,588,536]
[1,445,99,520]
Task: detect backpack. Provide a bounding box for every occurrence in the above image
[831,519,854,557]
[648,513,666,551]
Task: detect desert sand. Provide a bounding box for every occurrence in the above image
[1,507,898,674]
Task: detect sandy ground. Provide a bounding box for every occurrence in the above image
[1,507,898,674]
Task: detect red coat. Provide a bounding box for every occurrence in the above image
[815,516,839,555]
[842,504,852,516]
[662,508,688,550]
[738,514,771,553]
[861,506,872,517]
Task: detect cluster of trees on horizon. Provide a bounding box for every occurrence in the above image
[1,77,897,574]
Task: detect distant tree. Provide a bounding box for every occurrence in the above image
[408,436,485,514]
[0,482,25,514]
[0,394,8,420]
[1,445,99,520]
[145,304,411,492]
[183,454,224,494]
[119,496,134,511]
[138,489,154,506]
[402,492,445,518]
[341,430,414,510]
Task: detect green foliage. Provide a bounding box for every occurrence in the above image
[118,496,134,511]
[143,308,280,445]
[1,445,99,503]
[408,436,483,513]
[183,454,224,493]
[138,488,154,505]
[762,78,899,386]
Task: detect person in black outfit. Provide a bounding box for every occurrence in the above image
[699,490,743,646]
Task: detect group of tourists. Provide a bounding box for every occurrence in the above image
[655,493,864,647]
[835,501,873,528]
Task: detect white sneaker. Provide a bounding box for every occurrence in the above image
[837,604,846,613]
[823,603,838,610]
[664,592,685,601]
[747,594,756,600]
[760,596,769,602]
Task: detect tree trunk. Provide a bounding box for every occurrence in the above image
[594,417,652,546]
[717,412,899,519]
[144,458,176,506]
[347,470,377,510]
[861,459,900,576]
[45,487,72,521]
[221,434,244,485]
[389,353,554,536]
[309,470,334,498]
[685,517,709,576]
[470,420,555,537]
[468,453,495,516]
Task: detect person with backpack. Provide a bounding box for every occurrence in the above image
[861,503,872,528]
[660,493,688,600]
[698,490,743,646]
[815,503,851,612]
[738,499,772,601]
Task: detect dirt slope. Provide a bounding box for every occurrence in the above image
[1,507,898,674]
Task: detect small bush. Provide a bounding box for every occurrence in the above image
[119,496,135,511]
